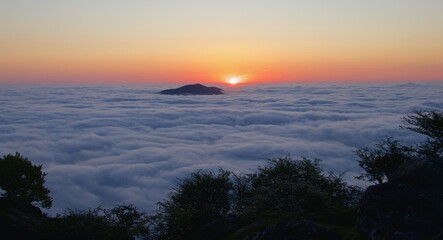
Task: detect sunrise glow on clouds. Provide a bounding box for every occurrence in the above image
[1,0,442,84]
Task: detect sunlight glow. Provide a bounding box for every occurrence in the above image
[228,77,240,85]
[226,74,249,85]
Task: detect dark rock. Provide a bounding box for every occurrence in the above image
[433,231,443,240]
[0,199,47,240]
[356,158,443,240]
[252,220,343,240]
[158,83,224,95]
[370,226,417,240]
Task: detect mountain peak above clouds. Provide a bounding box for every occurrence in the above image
[159,84,224,95]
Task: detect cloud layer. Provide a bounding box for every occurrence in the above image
[1,83,442,214]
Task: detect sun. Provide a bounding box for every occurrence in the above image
[225,74,249,85]
[227,76,241,85]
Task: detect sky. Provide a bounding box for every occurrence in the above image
[1,83,442,214]
[1,0,443,84]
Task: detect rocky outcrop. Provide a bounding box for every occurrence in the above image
[251,220,343,240]
[356,158,443,239]
[158,83,224,95]
[0,199,47,240]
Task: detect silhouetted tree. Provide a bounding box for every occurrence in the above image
[355,138,412,184]
[154,169,232,240]
[104,204,152,239]
[356,110,443,184]
[0,152,52,208]
[402,110,443,158]
[233,156,362,215]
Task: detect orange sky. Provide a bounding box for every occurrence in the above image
[1,1,442,85]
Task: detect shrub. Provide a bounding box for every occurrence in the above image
[154,169,233,240]
[43,204,151,240]
[233,157,362,215]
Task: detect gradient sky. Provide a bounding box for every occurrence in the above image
[1,0,442,84]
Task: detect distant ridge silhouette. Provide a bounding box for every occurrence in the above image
[159,83,224,95]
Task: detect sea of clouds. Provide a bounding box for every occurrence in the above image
[1,83,442,214]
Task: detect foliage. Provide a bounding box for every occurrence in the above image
[402,110,443,158]
[43,207,115,240]
[355,138,412,184]
[356,110,443,184]
[104,204,151,239]
[233,157,362,215]
[154,169,232,240]
[0,152,52,208]
[43,204,151,240]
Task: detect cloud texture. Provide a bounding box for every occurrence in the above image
[1,83,442,214]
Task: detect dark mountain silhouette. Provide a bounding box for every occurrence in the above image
[159,83,224,95]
